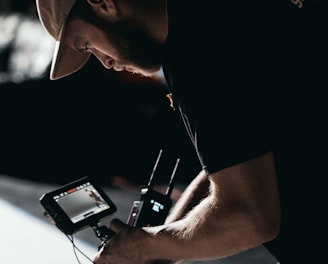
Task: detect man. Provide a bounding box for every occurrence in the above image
[35,0,327,263]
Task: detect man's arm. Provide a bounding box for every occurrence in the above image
[94,151,280,263]
[164,169,210,224]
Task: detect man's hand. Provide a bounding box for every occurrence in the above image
[93,218,180,264]
[94,219,138,264]
[93,219,152,264]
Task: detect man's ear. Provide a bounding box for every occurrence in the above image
[86,0,119,21]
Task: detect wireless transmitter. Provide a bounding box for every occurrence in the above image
[127,149,180,227]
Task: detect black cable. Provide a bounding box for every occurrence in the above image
[65,234,94,263]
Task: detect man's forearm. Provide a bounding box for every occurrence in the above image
[165,170,210,223]
[143,152,280,262]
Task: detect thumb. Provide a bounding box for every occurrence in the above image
[109,218,129,233]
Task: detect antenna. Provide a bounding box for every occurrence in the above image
[147,149,163,188]
[166,158,180,197]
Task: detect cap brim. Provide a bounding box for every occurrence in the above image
[50,38,91,80]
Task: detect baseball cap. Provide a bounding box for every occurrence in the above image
[36,0,91,80]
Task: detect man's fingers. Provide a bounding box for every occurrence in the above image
[109,218,129,233]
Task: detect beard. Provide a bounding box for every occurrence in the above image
[101,20,163,75]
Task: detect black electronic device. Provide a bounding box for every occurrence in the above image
[40,176,117,240]
[127,149,180,227]
[39,150,179,249]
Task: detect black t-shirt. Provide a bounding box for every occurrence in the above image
[162,0,328,263]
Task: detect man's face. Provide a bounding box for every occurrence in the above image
[63,17,163,77]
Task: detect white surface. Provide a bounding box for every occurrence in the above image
[0,198,97,264]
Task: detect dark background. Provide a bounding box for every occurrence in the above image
[0,61,200,186]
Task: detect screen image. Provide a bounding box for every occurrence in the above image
[54,182,110,223]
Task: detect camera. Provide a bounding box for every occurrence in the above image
[40,176,117,240]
